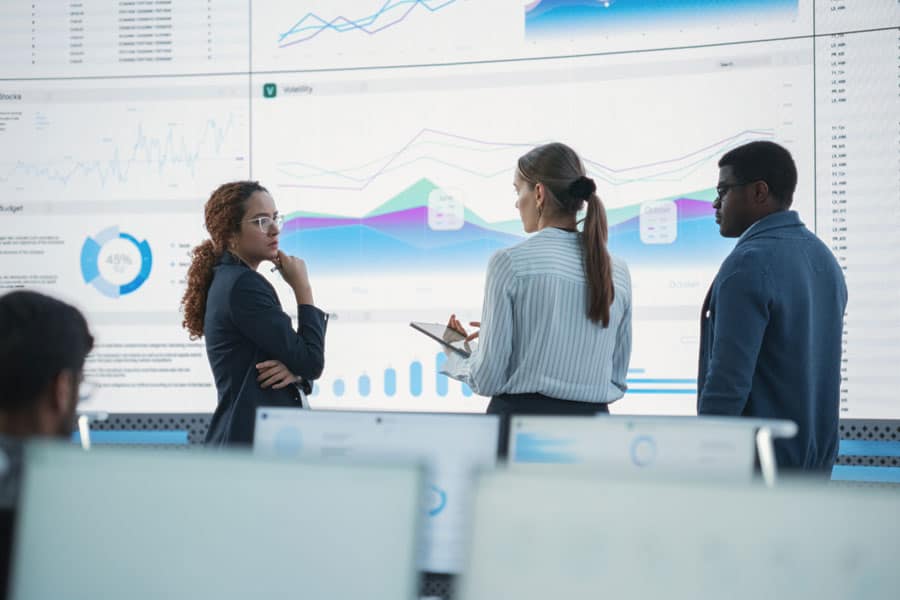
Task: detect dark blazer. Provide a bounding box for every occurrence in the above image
[698,211,848,472]
[204,252,326,445]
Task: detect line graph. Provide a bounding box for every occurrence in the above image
[5,116,240,189]
[253,50,810,235]
[275,128,774,191]
[0,93,249,202]
[278,0,459,48]
[252,1,520,70]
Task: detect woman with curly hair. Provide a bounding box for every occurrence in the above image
[181,181,326,445]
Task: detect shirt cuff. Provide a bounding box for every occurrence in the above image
[440,349,472,383]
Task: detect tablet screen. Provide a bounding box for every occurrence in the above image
[410,322,471,357]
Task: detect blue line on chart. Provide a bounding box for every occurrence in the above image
[274,128,774,191]
[279,0,458,47]
[4,115,240,188]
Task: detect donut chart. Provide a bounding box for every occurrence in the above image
[80,227,152,298]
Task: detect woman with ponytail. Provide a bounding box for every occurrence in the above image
[181,181,327,445]
[443,143,632,455]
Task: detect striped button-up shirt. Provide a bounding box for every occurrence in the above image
[443,227,632,403]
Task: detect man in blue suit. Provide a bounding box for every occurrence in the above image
[698,141,847,473]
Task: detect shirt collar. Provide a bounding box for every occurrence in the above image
[738,219,762,242]
[738,210,800,242]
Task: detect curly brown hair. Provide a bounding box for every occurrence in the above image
[180,181,268,339]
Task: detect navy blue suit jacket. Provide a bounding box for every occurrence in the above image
[698,211,847,471]
[204,252,326,445]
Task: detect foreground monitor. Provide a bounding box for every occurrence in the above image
[11,442,423,600]
[254,408,500,575]
[460,470,900,600]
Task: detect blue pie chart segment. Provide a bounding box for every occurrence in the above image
[80,227,152,298]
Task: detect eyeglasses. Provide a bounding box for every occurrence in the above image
[243,215,284,232]
[715,181,750,201]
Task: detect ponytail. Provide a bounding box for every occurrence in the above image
[181,239,220,339]
[582,193,615,327]
[518,143,615,327]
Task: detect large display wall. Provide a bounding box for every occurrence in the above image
[1,1,897,417]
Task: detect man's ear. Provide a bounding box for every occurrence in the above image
[752,180,771,206]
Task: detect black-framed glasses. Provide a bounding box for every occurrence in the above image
[715,181,750,201]
[243,215,284,232]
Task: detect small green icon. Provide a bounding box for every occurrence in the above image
[263,83,277,98]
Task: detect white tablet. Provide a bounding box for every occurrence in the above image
[410,321,471,358]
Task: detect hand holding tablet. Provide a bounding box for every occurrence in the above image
[410,321,473,358]
[447,314,480,342]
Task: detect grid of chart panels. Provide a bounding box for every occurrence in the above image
[0,0,897,417]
